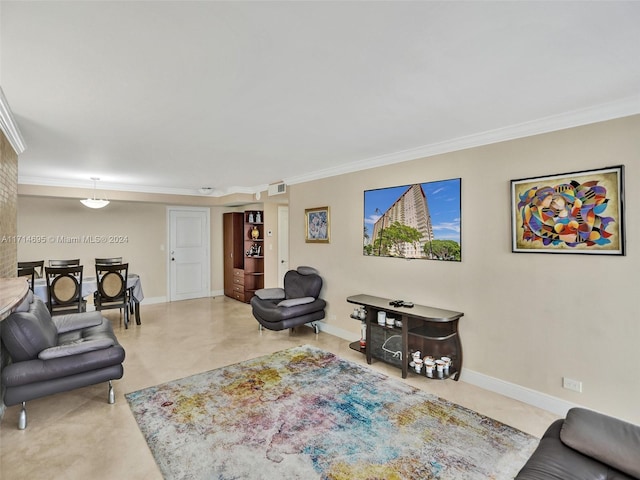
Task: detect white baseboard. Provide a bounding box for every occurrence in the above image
[317,321,579,417]
[315,321,358,344]
[85,295,167,312]
[139,296,167,305]
[460,369,580,417]
[126,292,223,307]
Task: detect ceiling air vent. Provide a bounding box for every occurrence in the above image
[268,182,286,196]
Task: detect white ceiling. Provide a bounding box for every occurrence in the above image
[2,1,639,197]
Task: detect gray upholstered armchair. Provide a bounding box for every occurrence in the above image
[250,266,326,333]
[0,291,125,429]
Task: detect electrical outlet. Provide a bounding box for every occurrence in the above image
[563,377,582,393]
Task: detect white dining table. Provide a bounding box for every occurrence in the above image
[33,274,144,324]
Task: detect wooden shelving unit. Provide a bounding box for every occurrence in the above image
[242,210,264,301]
[223,210,265,303]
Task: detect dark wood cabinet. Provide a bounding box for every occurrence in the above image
[223,213,244,299]
[347,294,464,381]
[223,211,264,303]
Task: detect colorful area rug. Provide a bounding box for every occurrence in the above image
[125,345,537,479]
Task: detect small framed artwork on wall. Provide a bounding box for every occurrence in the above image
[511,165,625,255]
[305,206,330,243]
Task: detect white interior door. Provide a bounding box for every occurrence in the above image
[168,207,210,301]
[278,206,289,287]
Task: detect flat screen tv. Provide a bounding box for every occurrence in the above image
[363,178,461,261]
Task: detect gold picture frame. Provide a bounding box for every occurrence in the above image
[305,206,330,243]
[510,165,625,255]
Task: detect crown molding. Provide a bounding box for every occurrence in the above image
[284,95,640,186]
[19,176,203,196]
[16,95,639,195]
[0,87,26,154]
[18,176,267,198]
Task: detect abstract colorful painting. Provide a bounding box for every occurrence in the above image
[511,166,624,254]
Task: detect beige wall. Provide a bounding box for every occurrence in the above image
[289,115,640,424]
[17,197,169,298]
[12,116,639,423]
[16,199,282,301]
[262,202,283,287]
[0,130,18,277]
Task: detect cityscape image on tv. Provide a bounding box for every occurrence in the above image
[363,178,461,261]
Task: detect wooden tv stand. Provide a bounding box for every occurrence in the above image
[347,294,464,380]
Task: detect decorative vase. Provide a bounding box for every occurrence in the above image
[251,226,260,239]
[248,213,254,223]
[256,212,261,223]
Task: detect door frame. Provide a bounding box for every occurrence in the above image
[277,205,289,287]
[166,206,211,302]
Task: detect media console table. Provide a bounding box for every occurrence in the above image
[347,294,464,380]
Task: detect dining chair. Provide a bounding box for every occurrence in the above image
[18,260,44,279]
[95,257,123,265]
[94,262,131,328]
[95,258,134,316]
[49,259,81,267]
[44,265,87,315]
[17,266,36,291]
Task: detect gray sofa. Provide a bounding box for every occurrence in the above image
[516,407,640,480]
[1,291,125,429]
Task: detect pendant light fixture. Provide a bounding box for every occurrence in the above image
[80,177,110,209]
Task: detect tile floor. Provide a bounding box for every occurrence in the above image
[0,296,559,479]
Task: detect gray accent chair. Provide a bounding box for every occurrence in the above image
[516,407,640,480]
[250,266,326,333]
[1,291,125,429]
